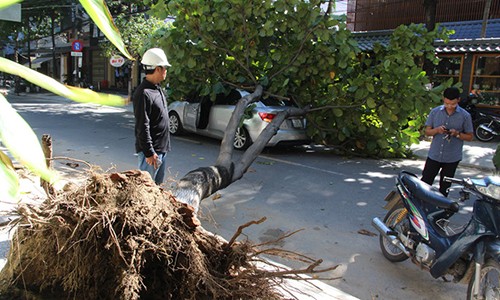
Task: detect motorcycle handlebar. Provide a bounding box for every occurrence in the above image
[443,176,463,185]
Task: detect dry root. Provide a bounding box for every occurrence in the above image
[0,169,337,299]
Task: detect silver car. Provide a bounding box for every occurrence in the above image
[168,89,309,150]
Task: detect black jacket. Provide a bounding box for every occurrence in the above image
[132,79,171,157]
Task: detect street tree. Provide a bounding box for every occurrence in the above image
[0,0,79,91]
[22,0,75,77]
[144,0,451,212]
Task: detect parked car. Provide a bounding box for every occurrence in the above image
[168,89,309,150]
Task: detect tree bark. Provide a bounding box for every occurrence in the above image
[423,0,437,78]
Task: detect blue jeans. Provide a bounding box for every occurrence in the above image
[137,152,167,185]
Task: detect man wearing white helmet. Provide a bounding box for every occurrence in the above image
[132,48,171,185]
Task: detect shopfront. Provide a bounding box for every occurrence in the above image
[470,54,500,104]
[433,45,500,107]
[354,18,500,107]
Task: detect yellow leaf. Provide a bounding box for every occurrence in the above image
[0,0,21,10]
[0,150,14,170]
[79,0,134,60]
[0,58,127,106]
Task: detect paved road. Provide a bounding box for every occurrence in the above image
[3,93,499,300]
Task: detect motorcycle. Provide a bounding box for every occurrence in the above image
[372,171,500,300]
[460,93,500,142]
[474,112,500,142]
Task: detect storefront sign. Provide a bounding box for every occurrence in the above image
[110,55,125,67]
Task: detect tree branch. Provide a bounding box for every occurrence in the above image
[215,85,263,167]
[232,107,307,181]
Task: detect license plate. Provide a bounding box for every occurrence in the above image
[291,119,303,128]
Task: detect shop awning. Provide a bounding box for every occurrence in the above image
[434,39,500,53]
[24,56,53,69]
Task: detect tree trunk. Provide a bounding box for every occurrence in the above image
[50,13,57,80]
[423,0,437,78]
[174,85,308,213]
[27,14,32,70]
[481,0,493,38]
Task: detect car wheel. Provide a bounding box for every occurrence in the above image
[169,112,183,135]
[234,127,252,150]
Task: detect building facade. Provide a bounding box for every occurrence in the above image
[350,0,500,105]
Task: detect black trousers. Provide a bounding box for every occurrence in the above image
[421,157,460,197]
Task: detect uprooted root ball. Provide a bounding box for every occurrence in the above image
[0,170,284,300]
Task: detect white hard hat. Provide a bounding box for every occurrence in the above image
[141,48,171,69]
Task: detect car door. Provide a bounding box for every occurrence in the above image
[182,94,201,132]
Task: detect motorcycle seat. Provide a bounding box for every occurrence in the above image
[400,172,459,213]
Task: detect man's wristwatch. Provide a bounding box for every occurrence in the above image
[456,132,460,139]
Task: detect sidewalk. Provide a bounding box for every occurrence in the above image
[410,139,498,172]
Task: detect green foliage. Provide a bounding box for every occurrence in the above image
[153,0,347,101]
[0,0,57,51]
[307,24,452,157]
[99,11,166,59]
[146,0,452,158]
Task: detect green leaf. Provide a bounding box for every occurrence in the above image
[213,82,225,94]
[0,58,126,106]
[366,83,375,93]
[333,108,343,117]
[0,95,58,183]
[79,0,134,60]
[383,60,391,69]
[260,76,269,86]
[366,97,376,108]
[187,58,196,68]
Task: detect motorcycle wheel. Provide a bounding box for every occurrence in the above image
[379,203,409,262]
[467,259,500,300]
[475,121,495,142]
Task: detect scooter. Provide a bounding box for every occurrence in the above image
[372,171,500,300]
[474,112,500,142]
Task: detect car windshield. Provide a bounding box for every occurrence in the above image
[260,97,296,107]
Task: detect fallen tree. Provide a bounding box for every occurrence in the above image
[0,168,337,299]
